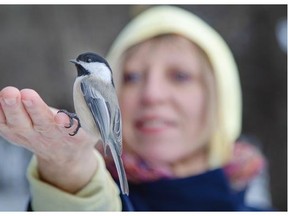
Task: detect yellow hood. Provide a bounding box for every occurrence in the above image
[106,6,242,168]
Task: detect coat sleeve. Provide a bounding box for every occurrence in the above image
[26,150,122,211]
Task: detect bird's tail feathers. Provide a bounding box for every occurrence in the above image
[108,139,129,195]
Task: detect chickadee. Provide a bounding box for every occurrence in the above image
[60,52,129,195]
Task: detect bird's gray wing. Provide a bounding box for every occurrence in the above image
[113,107,122,153]
[106,102,122,154]
[81,80,128,194]
[80,80,110,147]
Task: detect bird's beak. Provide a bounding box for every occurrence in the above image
[69,59,79,65]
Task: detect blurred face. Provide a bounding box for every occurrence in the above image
[119,35,214,175]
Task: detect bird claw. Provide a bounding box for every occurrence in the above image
[57,109,81,136]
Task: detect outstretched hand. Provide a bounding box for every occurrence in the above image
[0,86,99,193]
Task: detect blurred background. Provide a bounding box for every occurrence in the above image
[0,5,286,211]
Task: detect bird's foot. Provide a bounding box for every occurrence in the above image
[57,109,81,136]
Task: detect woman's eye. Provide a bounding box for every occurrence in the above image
[172,71,192,82]
[123,72,141,84]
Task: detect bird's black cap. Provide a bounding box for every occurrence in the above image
[76,52,112,72]
[71,52,115,86]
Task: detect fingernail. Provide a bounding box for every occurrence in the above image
[22,99,33,107]
[3,98,16,106]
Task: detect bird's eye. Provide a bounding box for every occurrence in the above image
[87,58,92,63]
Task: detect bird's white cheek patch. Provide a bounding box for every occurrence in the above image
[79,61,112,83]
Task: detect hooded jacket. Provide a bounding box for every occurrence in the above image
[106,6,242,168]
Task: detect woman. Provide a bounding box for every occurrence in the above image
[0,6,269,211]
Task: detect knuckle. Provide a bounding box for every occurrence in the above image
[33,123,53,134]
[0,129,27,146]
[6,122,27,131]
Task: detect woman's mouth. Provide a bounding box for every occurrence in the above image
[135,117,174,134]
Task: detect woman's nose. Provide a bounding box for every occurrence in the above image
[140,70,168,106]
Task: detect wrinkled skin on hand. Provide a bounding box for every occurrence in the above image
[0,86,99,193]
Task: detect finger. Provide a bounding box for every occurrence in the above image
[55,111,82,136]
[0,86,32,128]
[0,103,6,124]
[20,88,54,133]
[49,106,59,115]
[55,111,99,145]
[54,111,74,128]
